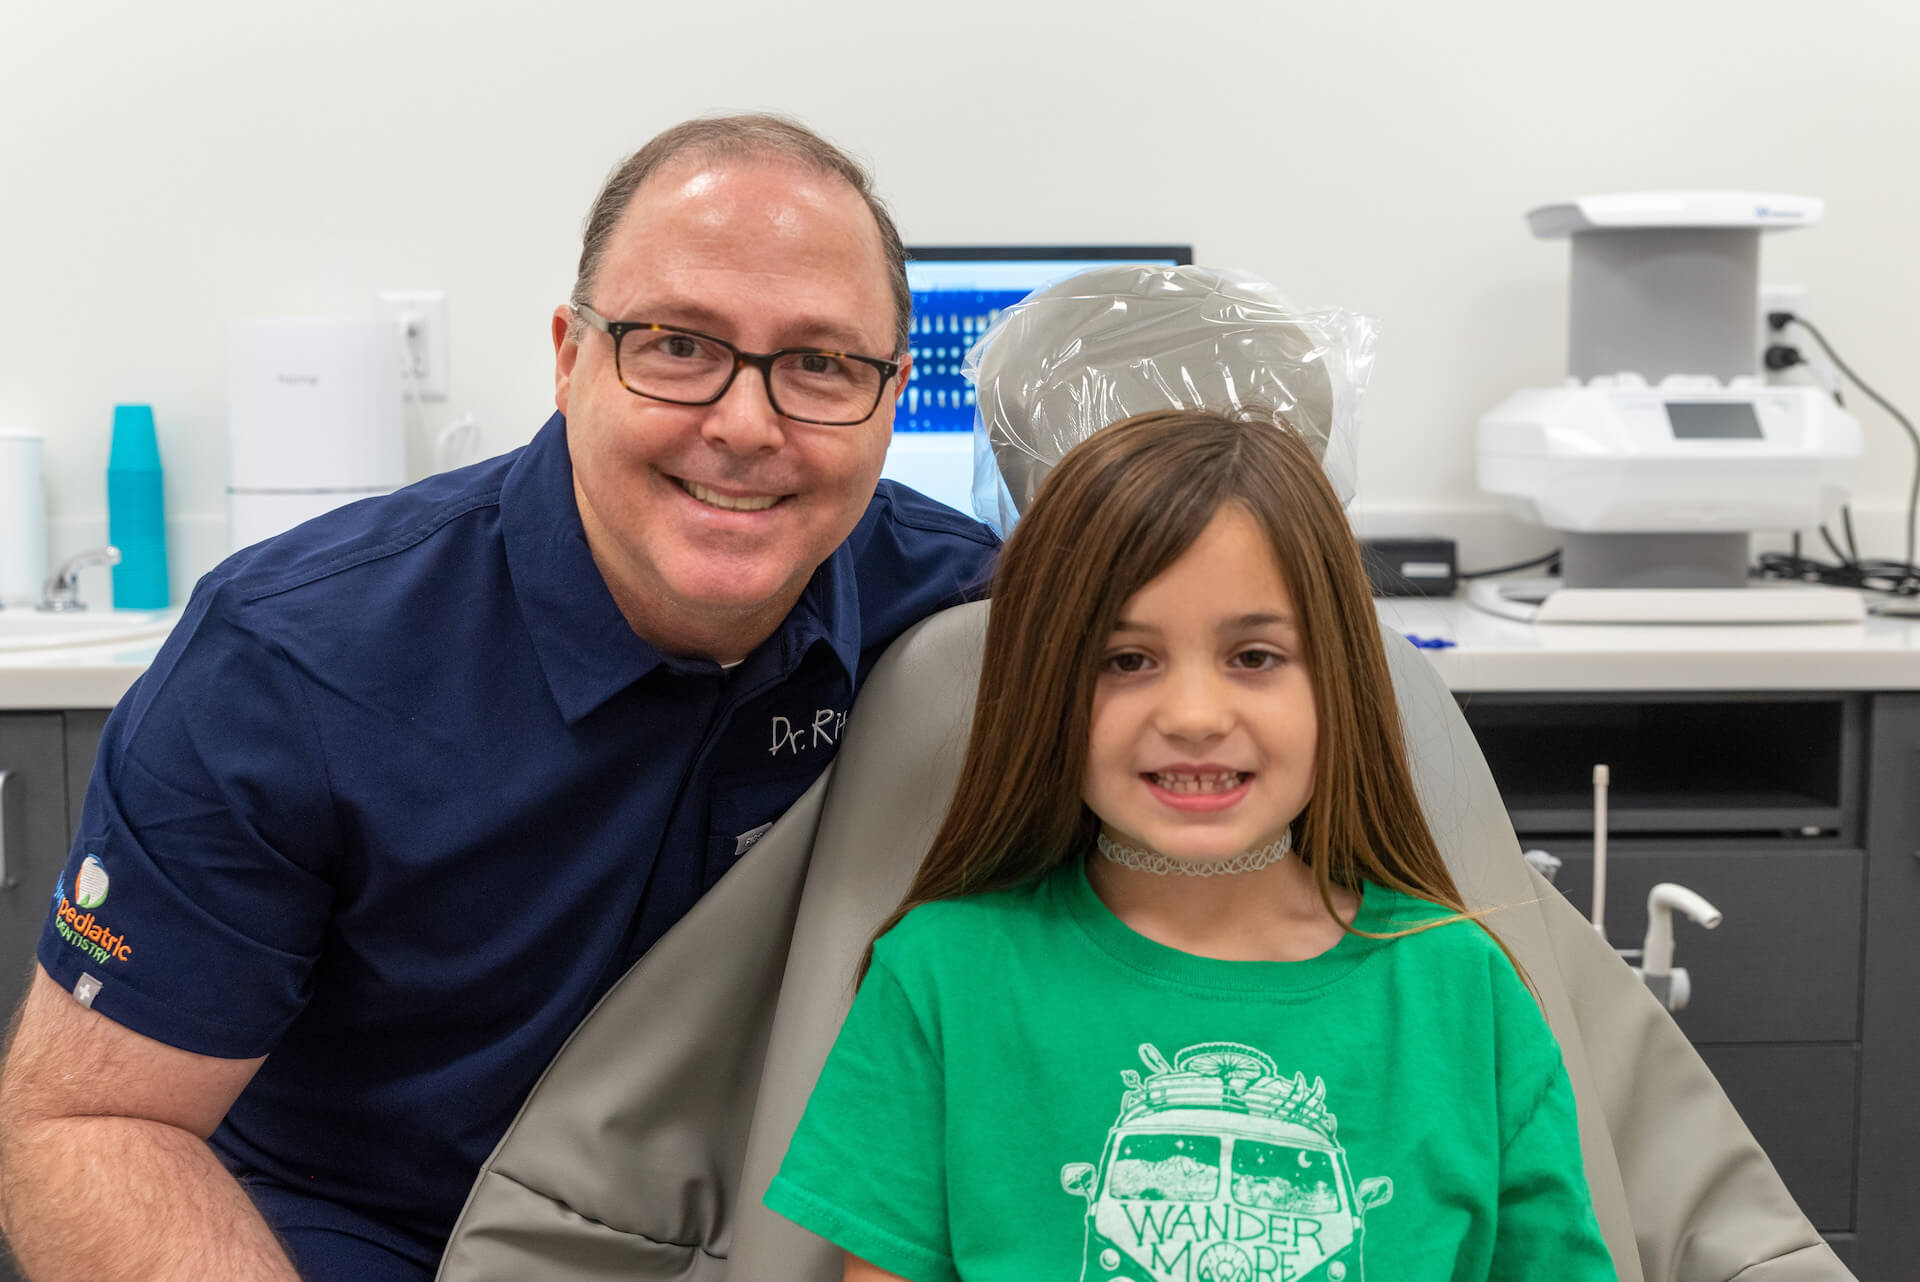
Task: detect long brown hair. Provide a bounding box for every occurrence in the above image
[862,408,1500,979]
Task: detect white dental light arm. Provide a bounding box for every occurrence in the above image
[1642,883,1723,977]
[1591,764,1609,939]
[1636,883,1724,1012]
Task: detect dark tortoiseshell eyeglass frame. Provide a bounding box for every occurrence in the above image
[572,304,903,426]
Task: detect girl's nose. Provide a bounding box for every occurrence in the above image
[1153,664,1236,742]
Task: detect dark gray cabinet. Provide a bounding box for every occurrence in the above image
[1,710,103,1282]
[1854,694,1920,1282]
[1,709,105,1000]
[1,715,70,1006]
[1462,690,1919,1276]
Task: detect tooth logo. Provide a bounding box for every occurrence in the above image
[75,856,110,910]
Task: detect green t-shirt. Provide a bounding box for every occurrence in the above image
[766,858,1617,1282]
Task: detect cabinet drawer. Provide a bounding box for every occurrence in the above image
[1699,1043,1858,1233]
[1531,844,1862,1044]
[63,709,108,840]
[1,713,70,997]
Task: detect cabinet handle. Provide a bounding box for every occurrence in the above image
[0,769,18,890]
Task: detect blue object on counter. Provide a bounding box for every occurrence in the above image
[108,404,170,609]
[1402,632,1457,650]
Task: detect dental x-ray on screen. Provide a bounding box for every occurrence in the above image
[882,245,1192,515]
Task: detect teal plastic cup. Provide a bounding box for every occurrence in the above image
[108,404,170,609]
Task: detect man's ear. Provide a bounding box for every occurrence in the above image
[892,352,914,403]
[552,307,579,415]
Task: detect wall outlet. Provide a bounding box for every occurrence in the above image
[379,289,449,400]
[1760,283,1806,331]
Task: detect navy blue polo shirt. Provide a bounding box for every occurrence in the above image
[36,412,997,1270]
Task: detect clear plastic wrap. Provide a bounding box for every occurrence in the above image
[963,264,1378,535]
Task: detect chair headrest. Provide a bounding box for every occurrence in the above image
[963,264,1377,533]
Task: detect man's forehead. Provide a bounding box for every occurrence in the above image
[621,153,874,247]
[599,155,894,347]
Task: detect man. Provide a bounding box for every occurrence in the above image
[0,115,997,1282]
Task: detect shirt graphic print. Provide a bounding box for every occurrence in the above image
[1063,1041,1390,1282]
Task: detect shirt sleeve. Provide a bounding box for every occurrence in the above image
[35,581,339,1059]
[1488,959,1622,1281]
[763,958,957,1282]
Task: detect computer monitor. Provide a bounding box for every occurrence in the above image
[882,245,1193,517]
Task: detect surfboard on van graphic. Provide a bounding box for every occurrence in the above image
[1061,1042,1392,1282]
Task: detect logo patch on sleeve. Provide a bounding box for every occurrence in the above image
[52,854,135,966]
[76,855,111,908]
[72,973,103,1009]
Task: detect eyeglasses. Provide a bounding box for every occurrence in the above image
[572,305,903,427]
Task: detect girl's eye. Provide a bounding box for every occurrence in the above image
[1103,652,1151,675]
[1230,649,1285,671]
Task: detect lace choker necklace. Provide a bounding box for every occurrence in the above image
[1095,829,1293,878]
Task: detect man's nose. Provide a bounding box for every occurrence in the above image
[701,366,787,454]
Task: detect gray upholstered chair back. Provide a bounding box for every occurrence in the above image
[440,601,1847,1282]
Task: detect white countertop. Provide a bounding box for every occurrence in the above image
[6,594,1920,710]
[1376,594,1920,692]
[0,616,175,709]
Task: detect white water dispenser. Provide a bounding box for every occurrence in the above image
[227,318,406,551]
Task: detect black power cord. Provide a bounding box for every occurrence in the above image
[1764,311,1920,595]
[1460,548,1562,580]
[1763,345,1863,573]
[1754,546,1920,596]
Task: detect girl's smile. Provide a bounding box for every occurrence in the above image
[1140,767,1253,810]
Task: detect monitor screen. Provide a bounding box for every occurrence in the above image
[883,245,1192,516]
[1665,400,1763,440]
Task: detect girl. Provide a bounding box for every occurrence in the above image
[764,408,1616,1282]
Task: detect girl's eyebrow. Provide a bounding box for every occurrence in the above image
[1109,613,1297,633]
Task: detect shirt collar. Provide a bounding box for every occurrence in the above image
[784,534,863,689]
[501,413,864,724]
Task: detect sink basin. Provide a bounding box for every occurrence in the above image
[0,609,179,653]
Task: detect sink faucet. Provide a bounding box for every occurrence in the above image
[37,546,122,612]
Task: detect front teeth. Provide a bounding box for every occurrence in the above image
[1152,771,1247,794]
[681,479,780,512]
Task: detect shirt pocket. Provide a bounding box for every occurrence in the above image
[702,764,830,891]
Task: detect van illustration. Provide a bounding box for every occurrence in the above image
[1061,1042,1392,1282]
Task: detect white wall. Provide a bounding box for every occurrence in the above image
[4,0,1916,601]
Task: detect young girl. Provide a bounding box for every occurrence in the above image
[764,408,1616,1282]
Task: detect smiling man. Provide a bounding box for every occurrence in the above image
[0,116,997,1282]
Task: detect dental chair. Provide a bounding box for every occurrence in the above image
[436,269,1852,1282]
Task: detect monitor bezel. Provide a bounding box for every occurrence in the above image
[906,244,1193,265]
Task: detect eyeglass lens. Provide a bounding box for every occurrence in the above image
[619,329,884,422]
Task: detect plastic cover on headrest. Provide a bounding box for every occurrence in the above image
[963,264,1378,535]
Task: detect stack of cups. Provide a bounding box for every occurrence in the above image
[0,431,48,606]
[108,404,170,609]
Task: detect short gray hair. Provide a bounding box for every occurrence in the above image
[570,113,911,354]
